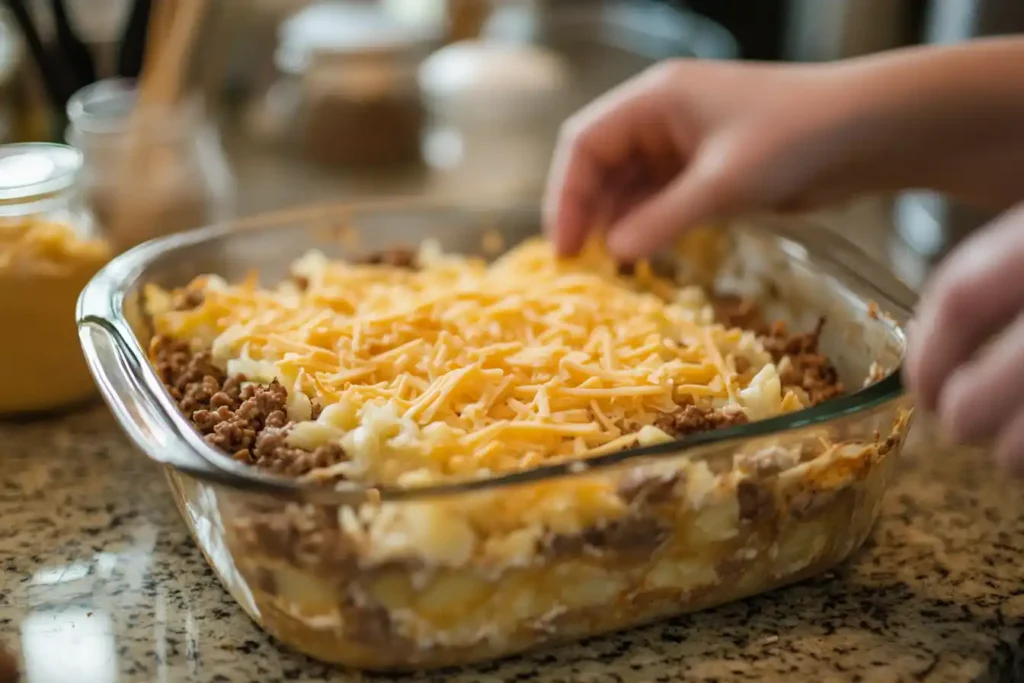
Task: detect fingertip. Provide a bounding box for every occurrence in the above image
[903,354,933,414]
[543,161,569,238]
[604,227,634,262]
[543,186,581,257]
[542,194,565,243]
[995,453,1024,478]
[541,202,558,242]
[991,406,1024,477]
[909,223,1024,411]
[994,425,1024,477]
[903,309,944,413]
[935,367,972,443]
[550,196,593,256]
[899,352,917,401]
[545,159,603,257]
[606,220,655,263]
[606,195,701,263]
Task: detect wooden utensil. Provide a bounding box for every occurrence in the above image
[109,0,210,249]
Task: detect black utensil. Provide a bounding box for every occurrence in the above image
[3,0,70,110]
[50,0,96,91]
[118,0,153,79]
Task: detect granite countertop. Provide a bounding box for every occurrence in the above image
[1,404,1023,683]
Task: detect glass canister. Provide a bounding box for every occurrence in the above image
[266,1,441,168]
[0,143,111,414]
[300,49,425,168]
[419,40,569,206]
[65,79,235,253]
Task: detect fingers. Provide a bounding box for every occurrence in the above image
[543,63,689,255]
[605,134,740,261]
[993,408,1024,476]
[905,205,1024,411]
[603,105,814,261]
[937,311,1024,444]
[908,205,1024,476]
[601,159,678,232]
[544,130,605,255]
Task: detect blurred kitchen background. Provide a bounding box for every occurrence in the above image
[3,0,1024,284]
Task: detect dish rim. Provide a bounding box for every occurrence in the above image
[77,200,917,503]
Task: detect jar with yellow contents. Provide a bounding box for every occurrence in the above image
[0,143,110,414]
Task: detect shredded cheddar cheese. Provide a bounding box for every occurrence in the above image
[150,238,800,486]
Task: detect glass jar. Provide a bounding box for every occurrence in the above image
[262,1,440,168]
[0,143,111,414]
[302,49,426,167]
[65,78,235,252]
[419,40,568,206]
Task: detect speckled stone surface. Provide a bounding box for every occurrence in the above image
[0,407,1022,683]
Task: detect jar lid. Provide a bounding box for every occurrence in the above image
[418,40,569,124]
[66,78,204,142]
[277,1,441,75]
[66,78,136,135]
[0,144,82,204]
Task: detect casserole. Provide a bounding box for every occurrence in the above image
[77,202,914,670]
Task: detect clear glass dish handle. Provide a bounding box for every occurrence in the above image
[78,318,225,479]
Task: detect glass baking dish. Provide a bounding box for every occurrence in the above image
[77,201,915,670]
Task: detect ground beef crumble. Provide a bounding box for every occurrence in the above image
[654,404,750,438]
[736,478,775,522]
[355,246,418,269]
[712,294,766,333]
[761,318,843,405]
[547,515,668,557]
[617,259,677,280]
[150,336,346,478]
[713,294,844,406]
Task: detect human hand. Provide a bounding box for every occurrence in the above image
[905,204,1024,474]
[543,59,871,261]
[544,42,1024,262]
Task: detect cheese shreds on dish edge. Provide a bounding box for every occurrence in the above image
[149,238,800,487]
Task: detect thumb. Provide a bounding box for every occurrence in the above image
[605,137,743,262]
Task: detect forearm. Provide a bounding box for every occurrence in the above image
[825,37,1024,210]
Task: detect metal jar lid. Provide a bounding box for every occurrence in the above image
[0,143,82,205]
[276,1,442,76]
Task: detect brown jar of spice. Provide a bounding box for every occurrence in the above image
[300,49,425,168]
[270,1,439,169]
